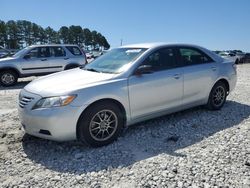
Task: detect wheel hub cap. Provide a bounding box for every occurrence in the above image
[2,73,14,84]
[89,109,118,141]
[213,86,225,106]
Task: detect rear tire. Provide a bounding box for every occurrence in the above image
[235,59,239,64]
[0,70,18,86]
[77,102,124,147]
[206,81,227,110]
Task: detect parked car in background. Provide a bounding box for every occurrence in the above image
[240,53,250,64]
[85,50,94,60]
[92,51,103,59]
[218,51,240,64]
[18,43,237,147]
[0,44,87,86]
[98,50,109,56]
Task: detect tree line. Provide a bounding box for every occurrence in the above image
[0,20,110,50]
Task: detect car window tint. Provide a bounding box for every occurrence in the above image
[50,47,66,57]
[179,48,212,65]
[66,46,82,56]
[143,48,177,71]
[27,48,39,58]
[38,47,50,58]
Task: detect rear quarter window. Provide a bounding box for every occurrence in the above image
[66,46,82,56]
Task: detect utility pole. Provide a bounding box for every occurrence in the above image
[120,39,123,46]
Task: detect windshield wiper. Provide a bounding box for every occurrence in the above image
[82,67,100,73]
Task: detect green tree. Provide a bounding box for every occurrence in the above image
[82,28,92,47]
[45,26,59,44]
[17,20,34,46]
[59,26,70,44]
[32,23,41,44]
[100,35,110,49]
[69,25,84,46]
[91,30,99,49]
[0,20,7,47]
[6,20,21,49]
[2,20,110,49]
[37,26,46,44]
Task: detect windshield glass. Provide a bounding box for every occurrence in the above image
[83,48,147,74]
[13,47,30,57]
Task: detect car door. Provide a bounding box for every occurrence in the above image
[177,47,218,106]
[20,47,51,75]
[47,46,67,72]
[128,47,183,119]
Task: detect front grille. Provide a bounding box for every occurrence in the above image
[19,96,34,108]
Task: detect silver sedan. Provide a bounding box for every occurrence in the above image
[18,43,237,147]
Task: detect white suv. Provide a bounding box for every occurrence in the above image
[0,44,87,86]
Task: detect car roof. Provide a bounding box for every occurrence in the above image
[120,42,224,63]
[120,42,207,49]
[29,44,79,48]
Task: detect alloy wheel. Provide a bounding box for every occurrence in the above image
[212,86,225,107]
[1,73,15,85]
[89,109,118,141]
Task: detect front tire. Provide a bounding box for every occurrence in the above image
[206,81,227,110]
[77,102,124,147]
[0,70,18,86]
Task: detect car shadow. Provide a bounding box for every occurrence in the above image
[22,100,250,174]
[0,80,31,90]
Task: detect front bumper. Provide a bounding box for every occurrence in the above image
[18,90,86,141]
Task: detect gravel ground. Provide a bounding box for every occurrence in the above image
[0,65,250,188]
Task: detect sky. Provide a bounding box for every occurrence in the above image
[1,0,250,51]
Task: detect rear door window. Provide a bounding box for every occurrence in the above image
[178,47,213,66]
[66,46,82,56]
[50,47,66,57]
[38,47,50,58]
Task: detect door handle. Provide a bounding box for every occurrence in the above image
[64,57,69,60]
[173,74,181,79]
[41,58,47,61]
[211,66,217,71]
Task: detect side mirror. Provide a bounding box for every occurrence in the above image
[134,65,153,75]
[24,54,31,59]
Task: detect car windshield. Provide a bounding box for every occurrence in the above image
[13,47,30,57]
[82,48,147,74]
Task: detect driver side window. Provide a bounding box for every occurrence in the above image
[142,48,177,71]
[26,47,50,59]
[27,48,39,59]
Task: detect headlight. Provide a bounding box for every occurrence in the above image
[32,95,77,110]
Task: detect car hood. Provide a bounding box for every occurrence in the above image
[24,68,116,96]
[0,57,15,62]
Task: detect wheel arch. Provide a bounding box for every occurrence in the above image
[215,78,230,94]
[0,67,20,77]
[76,98,127,140]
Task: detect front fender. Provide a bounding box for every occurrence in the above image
[70,78,131,122]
